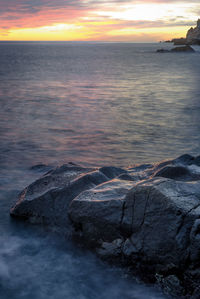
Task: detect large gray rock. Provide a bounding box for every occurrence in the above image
[69,175,200,262]
[10,154,200,297]
[68,155,200,297]
[10,163,126,228]
[121,178,200,265]
[69,179,136,243]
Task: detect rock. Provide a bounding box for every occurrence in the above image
[153,165,191,180]
[122,238,136,256]
[127,163,155,181]
[171,45,195,52]
[10,163,127,228]
[99,166,126,179]
[68,178,136,243]
[193,155,200,166]
[153,157,200,181]
[172,38,187,45]
[29,163,53,172]
[152,159,173,172]
[156,46,195,53]
[69,174,200,296]
[121,178,200,265]
[156,274,184,297]
[96,239,123,257]
[118,173,136,181]
[172,154,195,165]
[10,154,200,297]
[68,156,200,297]
[186,19,200,45]
[156,49,170,53]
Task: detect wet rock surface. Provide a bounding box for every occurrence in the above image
[10,163,125,228]
[11,154,200,298]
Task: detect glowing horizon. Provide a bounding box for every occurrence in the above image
[0,1,199,42]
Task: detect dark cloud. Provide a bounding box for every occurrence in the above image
[0,0,199,15]
[0,0,85,14]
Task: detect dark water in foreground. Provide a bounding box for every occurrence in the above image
[1,41,200,298]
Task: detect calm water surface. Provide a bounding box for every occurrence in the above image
[1,42,200,298]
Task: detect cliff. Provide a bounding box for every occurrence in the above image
[186,19,200,45]
[167,19,200,46]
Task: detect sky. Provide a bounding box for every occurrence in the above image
[0,0,199,42]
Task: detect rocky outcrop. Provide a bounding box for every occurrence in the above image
[10,154,200,298]
[161,19,200,49]
[157,45,195,53]
[172,38,187,46]
[171,45,195,52]
[186,19,200,45]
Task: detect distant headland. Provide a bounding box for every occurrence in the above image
[165,19,200,46]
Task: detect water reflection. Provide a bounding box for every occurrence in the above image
[1,43,200,170]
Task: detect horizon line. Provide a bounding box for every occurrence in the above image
[0,40,164,43]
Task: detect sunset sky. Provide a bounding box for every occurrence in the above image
[0,0,199,42]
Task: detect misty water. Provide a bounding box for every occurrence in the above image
[0,42,200,298]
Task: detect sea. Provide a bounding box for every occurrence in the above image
[0,41,200,299]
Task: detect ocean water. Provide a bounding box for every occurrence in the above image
[0,41,200,298]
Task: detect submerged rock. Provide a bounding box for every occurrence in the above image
[10,154,200,297]
[156,49,170,53]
